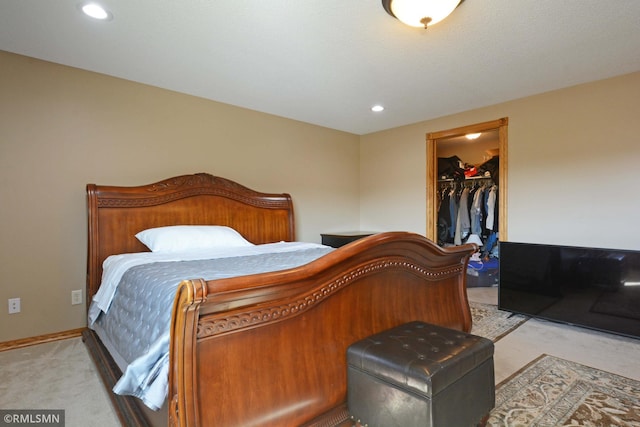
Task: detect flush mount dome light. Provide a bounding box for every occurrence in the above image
[80,3,112,20]
[382,0,463,29]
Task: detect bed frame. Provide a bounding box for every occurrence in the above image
[82,173,476,427]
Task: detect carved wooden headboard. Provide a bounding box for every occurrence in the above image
[86,173,295,305]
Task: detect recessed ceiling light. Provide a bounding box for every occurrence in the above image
[371,105,385,112]
[80,3,112,20]
[465,133,481,140]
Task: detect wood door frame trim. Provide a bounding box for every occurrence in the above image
[426,117,508,243]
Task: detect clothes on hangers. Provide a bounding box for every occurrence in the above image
[470,185,484,235]
[437,178,498,249]
[486,185,497,231]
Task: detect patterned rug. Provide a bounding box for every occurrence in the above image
[488,354,640,426]
[470,302,528,342]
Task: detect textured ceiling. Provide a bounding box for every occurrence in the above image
[1,0,639,135]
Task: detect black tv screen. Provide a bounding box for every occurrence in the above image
[499,241,640,339]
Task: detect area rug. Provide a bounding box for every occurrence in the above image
[488,354,640,427]
[470,301,528,342]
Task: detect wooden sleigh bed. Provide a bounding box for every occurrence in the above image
[82,173,476,427]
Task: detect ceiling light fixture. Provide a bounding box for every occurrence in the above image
[382,0,464,29]
[466,132,481,140]
[371,105,385,112]
[80,3,112,20]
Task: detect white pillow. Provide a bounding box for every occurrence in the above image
[135,225,253,253]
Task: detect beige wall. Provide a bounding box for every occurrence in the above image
[0,51,360,341]
[360,71,640,251]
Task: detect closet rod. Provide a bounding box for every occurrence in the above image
[437,175,495,182]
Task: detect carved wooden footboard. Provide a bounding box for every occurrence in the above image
[169,232,475,426]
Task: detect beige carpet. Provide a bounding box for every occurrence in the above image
[470,301,528,342]
[489,354,640,427]
[0,337,120,427]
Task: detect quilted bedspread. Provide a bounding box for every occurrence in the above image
[89,243,333,410]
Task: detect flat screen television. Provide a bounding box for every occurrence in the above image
[499,241,640,339]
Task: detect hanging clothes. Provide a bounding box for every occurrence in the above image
[454,187,471,245]
[486,185,497,231]
[437,175,498,249]
[448,187,458,240]
[470,184,484,235]
[437,188,452,245]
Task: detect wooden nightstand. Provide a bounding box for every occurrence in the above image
[321,231,376,248]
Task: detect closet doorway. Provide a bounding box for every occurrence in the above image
[426,118,508,286]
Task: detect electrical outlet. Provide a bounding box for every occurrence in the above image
[71,290,83,305]
[8,298,20,314]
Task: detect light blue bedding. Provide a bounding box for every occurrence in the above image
[90,245,333,410]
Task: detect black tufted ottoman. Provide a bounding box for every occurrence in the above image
[347,321,495,427]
